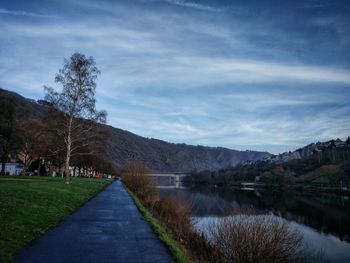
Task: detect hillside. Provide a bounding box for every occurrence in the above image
[189,139,350,186]
[0,88,269,172]
[264,139,348,163]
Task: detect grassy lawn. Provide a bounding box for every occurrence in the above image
[0,176,111,263]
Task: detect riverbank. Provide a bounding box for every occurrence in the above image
[161,183,350,262]
[0,176,112,263]
[188,181,350,195]
[125,185,222,263]
[126,188,188,263]
[128,182,324,263]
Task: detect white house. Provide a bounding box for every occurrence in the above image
[2,163,24,175]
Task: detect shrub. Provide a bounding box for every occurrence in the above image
[207,215,318,263]
[121,162,158,206]
[153,196,224,262]
[153,196,192,241]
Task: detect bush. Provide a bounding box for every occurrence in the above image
[207,215,318,263]
[121,162,158,206]
[153,196,223,262]
[153,196,192,241]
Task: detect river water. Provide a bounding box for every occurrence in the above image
[159,185,350,263]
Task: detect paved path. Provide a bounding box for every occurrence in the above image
[15,180,174,263]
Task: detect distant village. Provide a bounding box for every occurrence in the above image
[2,155,115,179]
[262,138,350,164]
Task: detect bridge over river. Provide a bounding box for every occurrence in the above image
[149,172,189,188]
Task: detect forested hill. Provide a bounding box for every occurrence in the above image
[0,88,269,172]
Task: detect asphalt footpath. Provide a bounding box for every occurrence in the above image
[15,180,174,263]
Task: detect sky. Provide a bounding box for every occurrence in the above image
[0,0,350,154]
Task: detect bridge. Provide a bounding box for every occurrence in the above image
[149,172,189,188]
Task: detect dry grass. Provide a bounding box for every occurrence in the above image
[126,188,189,263]
[121,162,158,205]
[122,162,222,263]
[153,196,192,240]
[153,196,223,263]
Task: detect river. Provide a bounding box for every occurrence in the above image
[159,185,350,262]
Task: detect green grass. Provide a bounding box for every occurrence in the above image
[0,176,111,263]
[125,188,188,263]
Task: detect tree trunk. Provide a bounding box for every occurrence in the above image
[64,116,73,184]
[38,159,41,176]
[1,151,8,176]
[64,144,71,184]
[1,161,5,176]
[22,156,29,175]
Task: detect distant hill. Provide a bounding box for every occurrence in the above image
[264,139,348,164]
[189,139,350,185]
[0,88,269,172]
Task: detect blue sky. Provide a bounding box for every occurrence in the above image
[0,0,350,154]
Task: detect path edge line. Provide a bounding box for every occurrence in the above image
[124,185,188,263]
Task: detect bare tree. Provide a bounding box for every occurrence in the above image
[17,118,49,174]
[0,98,18,175]
[44,53,106,184]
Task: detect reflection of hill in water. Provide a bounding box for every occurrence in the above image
[184,192,234,216]
[160,189,234,216]
[160,187,350,242]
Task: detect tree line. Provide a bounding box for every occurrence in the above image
[187,142,350,187]
[0,53,118,183]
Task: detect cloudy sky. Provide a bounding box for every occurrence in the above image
[1,0,350,154]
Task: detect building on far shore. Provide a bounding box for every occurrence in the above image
[2,163,24,175]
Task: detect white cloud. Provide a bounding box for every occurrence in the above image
[162,0,226,12]
[1,0,349,154]
[0,8,57,18]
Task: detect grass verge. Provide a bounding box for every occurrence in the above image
[0,176,111,263]
[125,187,188,263]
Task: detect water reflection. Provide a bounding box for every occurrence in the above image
[159,186,350,262]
